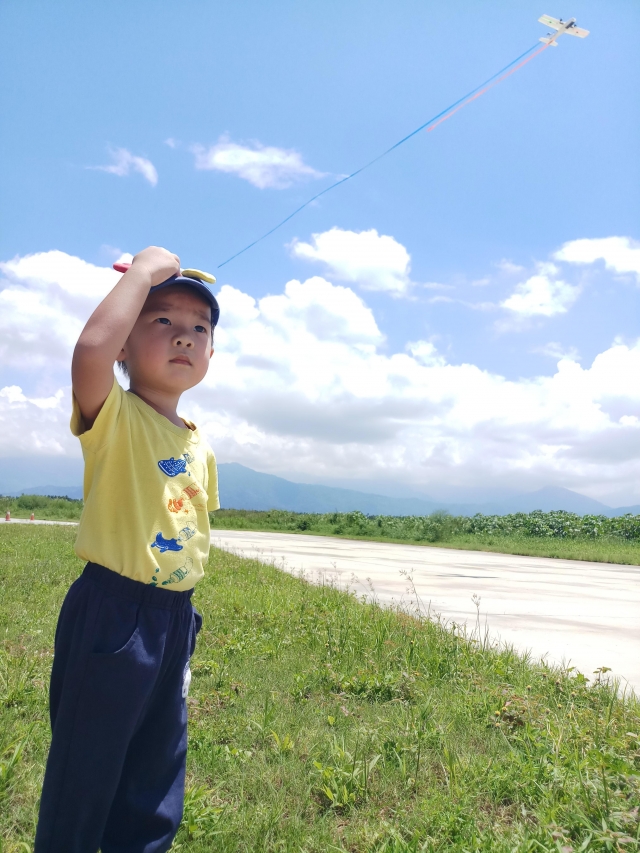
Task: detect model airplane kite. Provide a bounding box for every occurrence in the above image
[217,13,591,268]
[538,14,589,46]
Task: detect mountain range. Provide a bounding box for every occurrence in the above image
[6,459,640,517]
[215,463,640,517]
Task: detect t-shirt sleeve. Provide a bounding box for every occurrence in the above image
[70,376,125,450]
[207,450,220,511]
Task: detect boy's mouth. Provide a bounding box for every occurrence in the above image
[170,355,192,366]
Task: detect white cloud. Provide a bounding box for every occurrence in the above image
[555,236,640,281]
[423,281,453,291]
[0,386,64,409]
[0,251,120,369]
[496,259,525,274]
[464,300,496,312]
[192,137,324,189]
[501,263,580,317]
[5,248,640,503]
[427,295,455,304]
[291,228,413,295]
[0,384,75,455]
[535,342,581,362]
[92,147,158,186]
[190,299,640,501]
[0,251,119,297]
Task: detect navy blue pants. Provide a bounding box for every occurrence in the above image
[35,562,201,853]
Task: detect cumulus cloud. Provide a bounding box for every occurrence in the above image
[0,251,120,368]
[554,236,640,282]
[0,384,76,456]
[91,147,158,186]
[501,263,580,317]
[4,248,640,503]
[291,228,413,295]
[192,137,324,189]
[190,304,640,501]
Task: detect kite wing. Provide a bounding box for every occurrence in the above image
[566,25,589,37]
[538,15,562,29]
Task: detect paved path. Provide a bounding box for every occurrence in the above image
[212,529,640,693]
[3,518,78,526]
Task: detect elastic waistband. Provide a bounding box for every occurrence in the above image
[83,562,194,611]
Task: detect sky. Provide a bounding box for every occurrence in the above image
[1,0,639,504]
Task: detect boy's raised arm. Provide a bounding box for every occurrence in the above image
[72,246,180,427]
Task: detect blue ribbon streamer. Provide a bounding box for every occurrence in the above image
[218,42,541,269]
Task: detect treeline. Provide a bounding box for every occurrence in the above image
[0,494,83,520]
[211,507,640,541]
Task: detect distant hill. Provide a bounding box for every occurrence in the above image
[3,458,640,518]
[477,486,615,517]
[610,503,640,515]
[217,463,445,515]
[20,485,84,501]
[0,456,84,496]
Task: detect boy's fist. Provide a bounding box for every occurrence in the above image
[131,246,181,288]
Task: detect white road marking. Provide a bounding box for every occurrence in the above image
[212,529,640,693]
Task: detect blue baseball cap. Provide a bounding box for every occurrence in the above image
[150,275,220,328]
[113,263,220,327]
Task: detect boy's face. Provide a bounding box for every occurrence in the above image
[118,285,214,394]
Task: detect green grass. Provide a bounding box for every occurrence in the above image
[0,494,83,522]
[1,526,639,851]
[211,509,640,566]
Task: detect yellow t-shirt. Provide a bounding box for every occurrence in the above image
[71,378,219,590]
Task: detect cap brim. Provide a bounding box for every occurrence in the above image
[149,275,220,327]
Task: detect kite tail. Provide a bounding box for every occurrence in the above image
[426,42,550,134]
[218,41,547,269]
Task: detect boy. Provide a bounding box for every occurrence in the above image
[35,246,220,853]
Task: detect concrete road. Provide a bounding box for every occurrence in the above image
[212,529,640,693]
[3,518,78,526]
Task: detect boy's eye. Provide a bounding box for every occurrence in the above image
[156,317,171,325]
[194,325,207,334]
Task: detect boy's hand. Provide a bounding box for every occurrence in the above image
[130,246,181,287]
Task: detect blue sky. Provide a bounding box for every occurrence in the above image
[1,1,639,503]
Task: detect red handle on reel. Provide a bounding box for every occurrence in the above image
[113,262,132,273]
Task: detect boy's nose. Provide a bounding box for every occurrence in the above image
[174,336,194,348]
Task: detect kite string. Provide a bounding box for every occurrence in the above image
[426,42,550,133]
[218,41,546,269]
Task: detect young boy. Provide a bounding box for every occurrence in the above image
[35,246,220,853]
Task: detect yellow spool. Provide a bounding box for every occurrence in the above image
[182,268,216,285]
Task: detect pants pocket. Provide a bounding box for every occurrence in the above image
[193,607,203,635]
[91,593,141,655]
[189,606,202,657]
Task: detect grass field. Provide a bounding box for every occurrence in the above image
[1,526,639,852]
[212,509,640,566]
